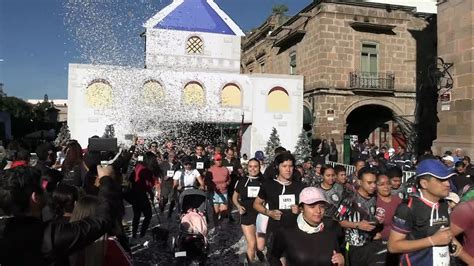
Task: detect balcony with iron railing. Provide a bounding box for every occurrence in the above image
[349,71,395,93]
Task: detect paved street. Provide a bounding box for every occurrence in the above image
[123,203,246,265]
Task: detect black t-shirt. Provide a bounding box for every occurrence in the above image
[270,217,343,266]
[318,183,344,217]
[344,192,377,247]
[235,175,263,212]
[392,194,450,266]
[258,179,305,231]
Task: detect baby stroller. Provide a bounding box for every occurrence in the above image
[173,188,209,265]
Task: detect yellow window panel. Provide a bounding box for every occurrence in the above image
[268,87,290,112]
[183,82,205,106]
[85,81,112,109]
[143,81,164,104]
[221,84,241,107]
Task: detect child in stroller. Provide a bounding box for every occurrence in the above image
[173,187,209,265]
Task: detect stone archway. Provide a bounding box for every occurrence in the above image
[345,104,395,141]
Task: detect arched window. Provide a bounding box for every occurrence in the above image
[267,87,290,112]
[143,80,164,104]
[221,83,241,107]
[85,79,112,108]
[183,82,205,106]
[186,36,204,54]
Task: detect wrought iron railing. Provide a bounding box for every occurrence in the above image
[349,71,395,91]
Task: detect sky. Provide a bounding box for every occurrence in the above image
[0,0,311,100]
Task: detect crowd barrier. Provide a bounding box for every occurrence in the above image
[326,161,416,183]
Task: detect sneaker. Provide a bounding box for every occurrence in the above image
[256,250,266,262]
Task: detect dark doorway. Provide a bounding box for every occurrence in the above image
[346,104,395,141]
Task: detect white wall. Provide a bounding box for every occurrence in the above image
[248,74,304,156]
[68,64,304,153]
[146,29,241,73]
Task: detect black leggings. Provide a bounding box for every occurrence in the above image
[132,194,152,238]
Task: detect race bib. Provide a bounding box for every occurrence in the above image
[279,194,295,210]
[432,246,450,266]
[196,162,204,170]
[226,166,234,174]
[247,186,260,198]
[167,170,174,178]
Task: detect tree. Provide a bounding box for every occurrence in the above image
[54,123,71,146]
[293,129,312,165]
[264,127,281,164]
[272,4,289,15]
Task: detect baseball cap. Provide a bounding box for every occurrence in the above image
[214,153,223,161]
[445,192,460,204]
[299,187,329,205]
[416,159,455,180]
[442,155,454,163]
[254,151,265,161]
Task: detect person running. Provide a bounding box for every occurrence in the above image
[232,158,264,263]
[173,156,205,191]
[207,153,230,224]
[388,159,461,265]
[270,187,345,266]
[339,166,378,265]
[222,148,243,222]
[450,197,474,265]
[386,166,404,199]
[159,151,180,218]
[317,165,343,218]
[373,173,402,265]
[253,152,305,252]
[130,152,159,239]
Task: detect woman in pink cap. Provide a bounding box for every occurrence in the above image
[269,187,345,265]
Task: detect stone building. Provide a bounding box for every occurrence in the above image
[241,0,436,162]
[433,0,474,156]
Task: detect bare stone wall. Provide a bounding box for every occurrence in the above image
[434,0,474,157]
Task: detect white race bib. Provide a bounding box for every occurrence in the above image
[167,170,174,178]
[196,162,204,170]
[226,166,234,174]
[432,246,450,266]
[247,186,260,198]
[279,194,295,210]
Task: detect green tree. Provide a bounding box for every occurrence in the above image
[264,127,281,164]
[54,123,71,146]
[0,96,35,138]
[272,4,289,15]
[293,129,312,165]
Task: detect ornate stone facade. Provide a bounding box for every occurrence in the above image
[242,0,434,161]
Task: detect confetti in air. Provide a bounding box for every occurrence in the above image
[63,0,240,149]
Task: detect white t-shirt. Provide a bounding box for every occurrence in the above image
[173,169,201,188]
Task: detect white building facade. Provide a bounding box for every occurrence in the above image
[68,0,304,156]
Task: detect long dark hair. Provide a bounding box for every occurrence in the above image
[62,141,83,172]
[143,152,161,177]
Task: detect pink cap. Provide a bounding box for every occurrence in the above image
[299,187,329,205]
[213,153,223,161]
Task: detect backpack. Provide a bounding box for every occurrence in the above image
[180,209,208,240]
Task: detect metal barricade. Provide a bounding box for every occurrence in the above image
[326,161,416,183]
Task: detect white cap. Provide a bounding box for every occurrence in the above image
[442,155,454,162]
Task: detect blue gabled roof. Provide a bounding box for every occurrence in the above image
[154,0,236,35]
